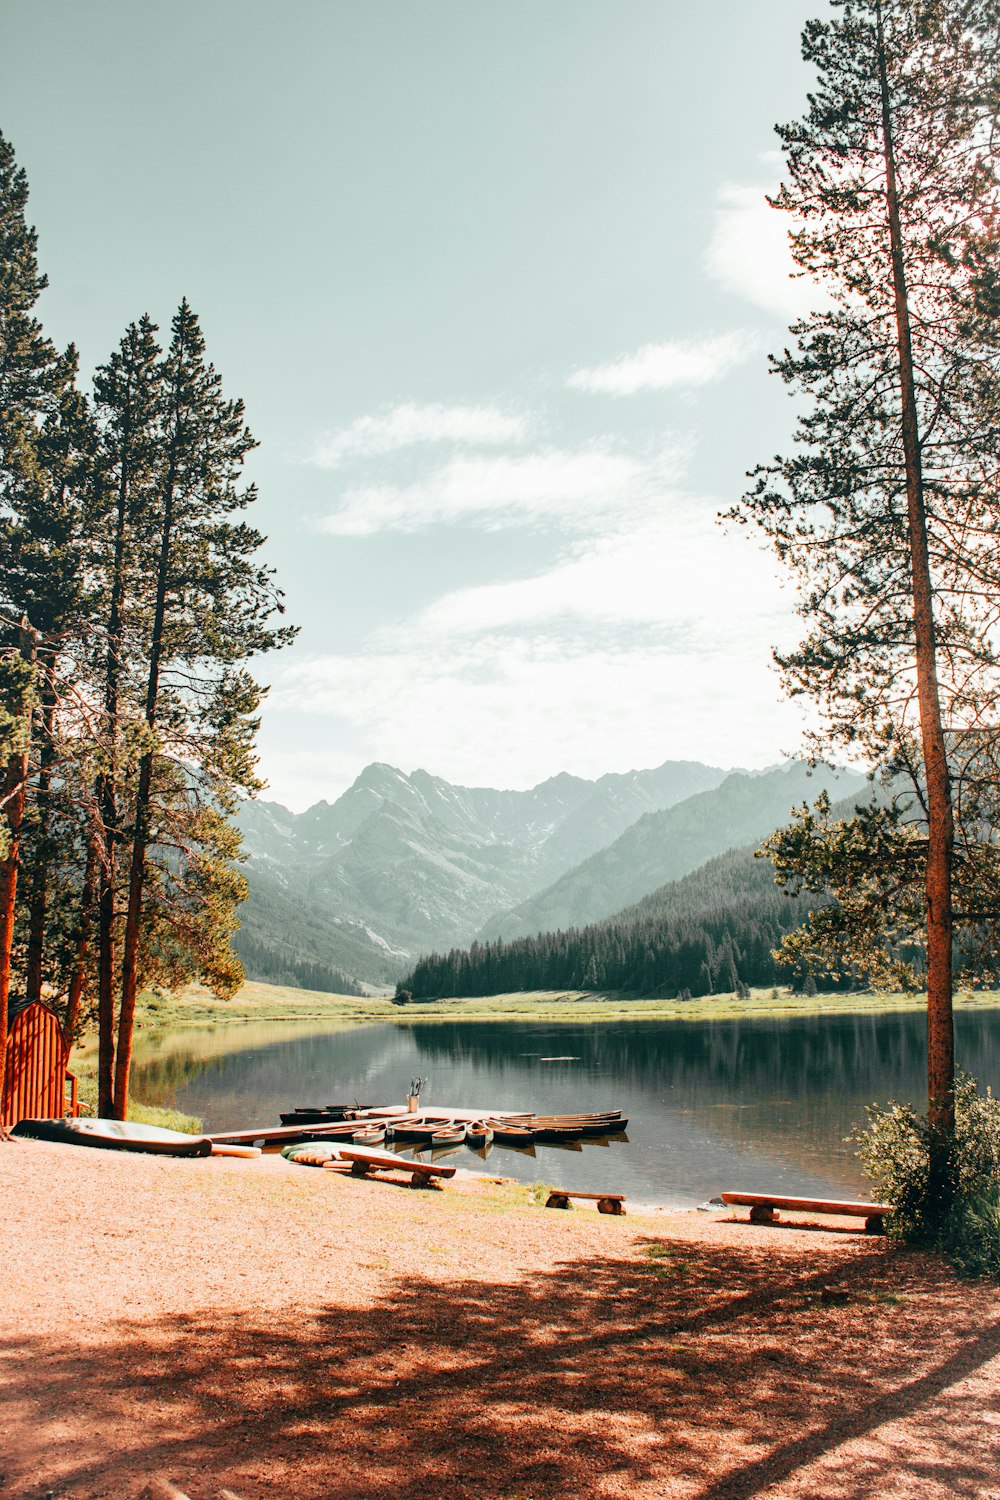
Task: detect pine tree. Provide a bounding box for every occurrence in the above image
[111,300,295,1117]
[91,316,163,1115]
[11,352,99,1014]
[0,130,63,1131]
[736,0,1000,1213]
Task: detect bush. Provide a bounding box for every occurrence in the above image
[854,1072,1000,1277]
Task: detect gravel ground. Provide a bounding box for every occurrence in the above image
[3,1137,1000,1500]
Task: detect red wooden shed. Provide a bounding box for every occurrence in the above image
[2,1000,79,1130]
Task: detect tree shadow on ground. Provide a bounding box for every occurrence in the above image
[5,1233,1000,1500]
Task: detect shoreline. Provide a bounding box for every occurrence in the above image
[98,978,1000,1040]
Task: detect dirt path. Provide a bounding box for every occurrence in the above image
[3,1139,1000,1500]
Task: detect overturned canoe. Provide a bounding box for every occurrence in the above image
[12,1117,212,1157]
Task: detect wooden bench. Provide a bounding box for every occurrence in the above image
[545,1189,626,1215]
[327,1145,457,1188]
[721,1192,892,1234]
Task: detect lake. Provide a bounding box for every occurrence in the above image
[130,1008,1000,1207]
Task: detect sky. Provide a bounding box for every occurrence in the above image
[2,0,825,809]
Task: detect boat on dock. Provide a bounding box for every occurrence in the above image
[392,1117,455,1143]
[278,1104,375,1126]
[424,1123,467,1148]
[483,1118,536,1145]
[465,1120,494,1148]
[215,1102,628,1151]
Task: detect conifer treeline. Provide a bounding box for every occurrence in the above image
[0,132,293,1122]
[401,847,836,999]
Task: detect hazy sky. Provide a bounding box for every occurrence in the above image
[2,0,824,809]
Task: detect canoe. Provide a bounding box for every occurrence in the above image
[526,1113,623,1125]
[483,1118,536,1146]
[279,1104,373,1125]
[12,1117,213,1158]
[392,1118,455,1143]
[465,1121,494,1148]
[352,1125,387,1146]
[530,1118,629,1140]
[425,1124,466,1147]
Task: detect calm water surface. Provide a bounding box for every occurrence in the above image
[130,1010,1000,1206]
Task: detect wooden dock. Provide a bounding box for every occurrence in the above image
[205,1104,625,1148]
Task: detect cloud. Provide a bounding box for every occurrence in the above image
[308,402,530,469]
[262,513,804,805]
[705,181,814,321]
[264,629,805,803]
[567,331,755,396]
[412,510,784,638]
[316,442,689,536]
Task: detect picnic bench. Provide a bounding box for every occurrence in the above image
[721,1192,892,1234]
[545,1189,626,1215]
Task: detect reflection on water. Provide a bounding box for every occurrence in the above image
[130,1009,1000,1207]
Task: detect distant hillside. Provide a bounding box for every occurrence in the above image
[234,757,728,988]
[403,779,881,1000]
[232,866,403,994]
[403,843,803,998]
[480,762,868,943]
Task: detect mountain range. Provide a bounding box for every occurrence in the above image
[233,757,868,992]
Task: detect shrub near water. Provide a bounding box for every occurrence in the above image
[855,1073,1000,1278]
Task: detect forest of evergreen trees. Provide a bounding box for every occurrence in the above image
[0,133,293,1121]
[401,846,838,1000]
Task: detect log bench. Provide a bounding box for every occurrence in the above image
[721,1192,892,1234]
[326,1145,457,1188]
[545,1189,626,1215]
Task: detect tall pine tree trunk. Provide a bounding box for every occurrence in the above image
[62,829,99,1048]
[97,421,132,1117]
[23,680,57,1005]
[0,621,36,1138]
[113,461,175,1119]
[876,5,955,1196]
[96,819,116,1115]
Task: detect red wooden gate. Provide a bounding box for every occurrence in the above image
[2,1001,78,1129]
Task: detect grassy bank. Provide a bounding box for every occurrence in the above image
[71,1068,204,1135]
[118,976,1000,1032]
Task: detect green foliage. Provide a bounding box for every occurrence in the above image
[0,132,297,1110]
[0,649,36,757]
[402,843,830,1000]
[0,128,61,452]
[855,1073,1000,1275]
[733,0,1000,1006]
